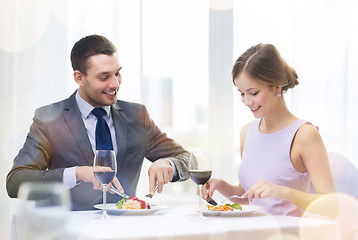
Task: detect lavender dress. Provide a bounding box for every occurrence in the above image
[239,119,311,216]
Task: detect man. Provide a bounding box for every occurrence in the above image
[6,34,190,210]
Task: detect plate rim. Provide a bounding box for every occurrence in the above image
[93,203,168,213]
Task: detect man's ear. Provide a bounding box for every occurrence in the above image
[74,70,85,86]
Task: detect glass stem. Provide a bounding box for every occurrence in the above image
[199,184,203,216]
[103,184,107,215]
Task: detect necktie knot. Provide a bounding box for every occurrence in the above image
[92,108,107,118]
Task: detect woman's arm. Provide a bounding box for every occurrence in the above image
[297,124,335,193]
[202,124,251,204]
[202,178,247,204]
[240,123,250,158]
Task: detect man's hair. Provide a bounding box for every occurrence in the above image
[70,34,117,75]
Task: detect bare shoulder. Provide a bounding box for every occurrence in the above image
[240,123,251,142]
[295,123,321,142]
[297,123,321,140]
[239,123,251,156]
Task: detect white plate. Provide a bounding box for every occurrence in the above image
[202,205,263,217]
[94,203,169,215]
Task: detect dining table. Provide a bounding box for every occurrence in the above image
[8,197,341,240]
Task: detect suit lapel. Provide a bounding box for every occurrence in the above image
[63,92,94,166]
[111,103,127,169]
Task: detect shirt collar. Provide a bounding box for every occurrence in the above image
[75,90,111,118]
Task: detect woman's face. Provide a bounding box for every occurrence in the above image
[234,72,279,119]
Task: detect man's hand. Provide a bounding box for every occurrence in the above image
[76,166,124,193]
[148,159,173,195]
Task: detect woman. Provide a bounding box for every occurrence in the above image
[203,44,335,216]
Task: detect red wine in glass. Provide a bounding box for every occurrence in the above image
[189,151,212,221]
[189,170,212,185]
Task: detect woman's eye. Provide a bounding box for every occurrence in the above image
[252,92,259,96]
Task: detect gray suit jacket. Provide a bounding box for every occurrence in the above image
[6,91,189,210]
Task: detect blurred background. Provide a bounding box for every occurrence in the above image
[1,0,358,238]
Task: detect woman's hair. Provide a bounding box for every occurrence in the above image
[70,34,117,75]
[232,44,299,93]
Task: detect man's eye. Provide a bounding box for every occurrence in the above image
[101,76,109,80]
[240,93,245,97]
[115,72,121,78]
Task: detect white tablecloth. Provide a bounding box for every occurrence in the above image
[9,200,340,240]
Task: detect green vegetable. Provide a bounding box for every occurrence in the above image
[226,203,242,211]
[116,198,127,209]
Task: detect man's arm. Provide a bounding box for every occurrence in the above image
[6,112,63,198]
[165,151,190,182]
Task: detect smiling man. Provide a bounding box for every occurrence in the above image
[6,35,190,210]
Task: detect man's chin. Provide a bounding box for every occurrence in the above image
[105,98,117,106]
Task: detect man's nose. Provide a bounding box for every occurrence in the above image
[110,75,120,88]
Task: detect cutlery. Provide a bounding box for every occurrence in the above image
[206,196,217,205]
[220,195,247,204]
[110,187,130,199]
[145,186,158,198]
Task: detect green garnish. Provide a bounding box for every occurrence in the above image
[226,203,242,211]
[116,198,127,209]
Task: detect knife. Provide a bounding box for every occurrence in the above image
[206,196,217,205]
[110,187,130,199]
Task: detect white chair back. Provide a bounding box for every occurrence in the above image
[310,152,358,198]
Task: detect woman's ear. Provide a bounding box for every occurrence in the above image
[275,86,282,94]
[74,70,85,86]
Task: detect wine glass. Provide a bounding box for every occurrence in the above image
[93,150,117,219]
[17,182,70,240]
[189,150,212,221]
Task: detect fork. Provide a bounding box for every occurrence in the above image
[110,187,130,199]
[145,186,158,198]
[220,195,247,204]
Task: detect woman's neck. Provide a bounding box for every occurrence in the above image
[260,100,298,134]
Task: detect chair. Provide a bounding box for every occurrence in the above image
[310,152,358,198]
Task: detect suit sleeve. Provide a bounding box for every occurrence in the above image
[6,110,64,198]
[142,106,190,182]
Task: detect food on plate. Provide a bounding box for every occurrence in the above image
[207,203,242,211]
[116,195,151,209]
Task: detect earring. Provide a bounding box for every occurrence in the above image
[277,93,282,97]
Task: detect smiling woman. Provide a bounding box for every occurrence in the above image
[202,43,336,218]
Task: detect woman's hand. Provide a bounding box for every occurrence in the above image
[201,178,222,200]
[241,179,288,202]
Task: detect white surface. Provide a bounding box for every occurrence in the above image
[93,203,169,215]
[9,201,341,240]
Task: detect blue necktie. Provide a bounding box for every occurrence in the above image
[92,108,114,150]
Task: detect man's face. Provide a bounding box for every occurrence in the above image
[77,54,122,107]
